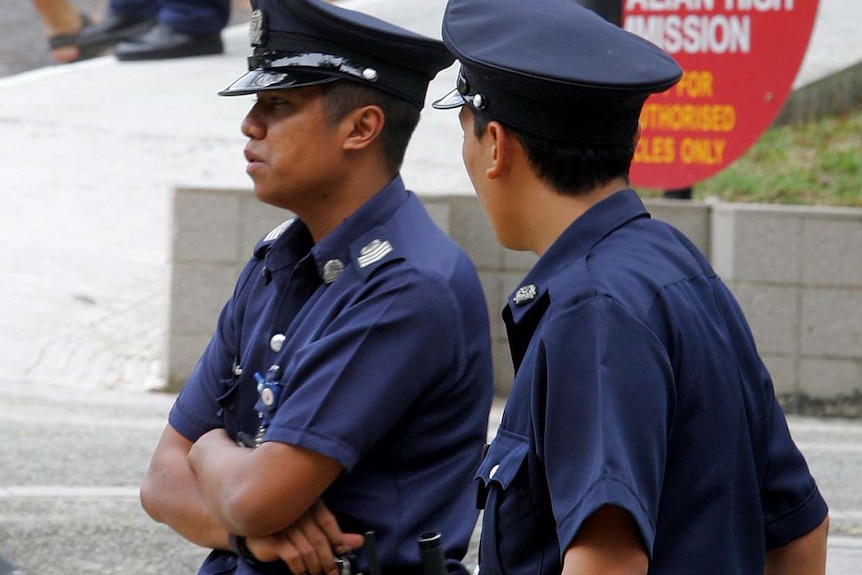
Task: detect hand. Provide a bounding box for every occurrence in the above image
[246,500,365,575]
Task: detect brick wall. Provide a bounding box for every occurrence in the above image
[166,187,862,416]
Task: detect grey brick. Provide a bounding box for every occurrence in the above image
[165,333,213,392]
[420,197,452,235]
[446,197,502,271]
[801,289,862,357]
[492,340,515,397]
[168,263,238,335]
[761,354,798,398]
[799,358,862,399]
[802,214,862,287]
[712,205,803,283]
[731,283,800,355]
[172,188,242,264]
[478,271,506,342]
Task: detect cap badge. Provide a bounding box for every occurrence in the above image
[251,72,288,88]
[513,284,538,306]
[322,259,345,284]
[357,239,393,268]
[249,9,268,47]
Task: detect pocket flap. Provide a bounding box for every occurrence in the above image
[476,430,529,490]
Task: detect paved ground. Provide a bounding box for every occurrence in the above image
[0,0,861,573]
[1,382,862,574]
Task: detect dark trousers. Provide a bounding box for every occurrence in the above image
[109,0,230,35]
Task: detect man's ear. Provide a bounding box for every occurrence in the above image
[342,105,385,151]
[486,120,512,180]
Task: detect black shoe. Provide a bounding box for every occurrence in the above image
[75,12,157,50]
[115,23,223,61]
[0,554,23,575]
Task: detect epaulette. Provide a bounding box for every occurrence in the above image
[350,226,403,280]
[253,218,295,259]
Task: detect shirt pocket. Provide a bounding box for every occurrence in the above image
[476,429,532,522]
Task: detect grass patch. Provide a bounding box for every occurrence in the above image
[638,107,862,207]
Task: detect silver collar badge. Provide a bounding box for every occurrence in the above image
[322,259,345,284]
[513,284,538,306]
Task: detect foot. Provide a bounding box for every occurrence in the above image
[75,12,157,50]
[115,23,224,61]
[48,12,103,63]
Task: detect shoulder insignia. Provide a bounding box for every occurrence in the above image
[357,239,394,268]
[350,228,402,280]
[253,218,295,259]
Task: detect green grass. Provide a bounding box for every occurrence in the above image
[638,107,862,207]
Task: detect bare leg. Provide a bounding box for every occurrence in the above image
[31,0,84,62]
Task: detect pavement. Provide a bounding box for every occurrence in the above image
[0,0,861,573]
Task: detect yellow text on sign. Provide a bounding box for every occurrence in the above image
[680,138,726,165]
[634,137,728,166]
[635,137,676,164]
[675,70,714,98]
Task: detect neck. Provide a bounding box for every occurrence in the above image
[296,159,394,244]
[523,176,629,256]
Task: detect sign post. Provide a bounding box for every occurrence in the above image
[621,0,820,190]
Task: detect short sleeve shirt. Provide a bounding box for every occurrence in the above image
[170,177,494,575]
[477,190,827,575]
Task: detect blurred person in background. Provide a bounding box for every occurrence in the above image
[51,0,232,61]
[31,0,97,63]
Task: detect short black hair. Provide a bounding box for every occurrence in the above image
[472,111,634,195]
[320,80,422,174]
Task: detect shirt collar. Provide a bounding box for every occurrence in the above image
[507,189,649,322]
[264,176,409,282]
[311,175,409,281]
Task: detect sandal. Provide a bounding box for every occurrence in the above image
[48,13,105,63]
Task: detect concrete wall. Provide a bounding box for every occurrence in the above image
[166,187,862,417]
[711,203,862,416]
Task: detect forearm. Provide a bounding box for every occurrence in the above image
[188,429,262,534]
[140,426,232,550]
[764,515,829,575]
[561,505,649,575]
[189,429,343,537]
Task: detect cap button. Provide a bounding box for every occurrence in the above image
[472,94,487,110]
[362,68,379,82]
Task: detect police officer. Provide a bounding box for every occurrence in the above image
[140,1,493,574]
[74,0,229,60]
[432,1,830,574]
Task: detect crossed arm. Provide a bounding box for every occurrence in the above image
[140,424,363,573]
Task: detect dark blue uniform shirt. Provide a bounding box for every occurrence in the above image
[477,190,827,575]
[170,176,494,575]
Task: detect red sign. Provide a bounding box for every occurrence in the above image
[624,0,819,190]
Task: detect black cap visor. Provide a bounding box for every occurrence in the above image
[219,68,338,96]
